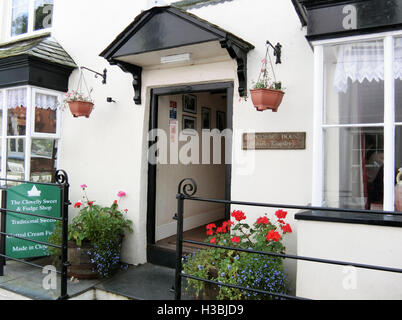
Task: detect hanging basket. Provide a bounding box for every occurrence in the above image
[68,100,94,118]
[250,88,285,112]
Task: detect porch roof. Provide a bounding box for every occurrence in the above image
[100,6,254,104]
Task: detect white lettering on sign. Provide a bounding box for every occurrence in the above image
[342,5,357,30]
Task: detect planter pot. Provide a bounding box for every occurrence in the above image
[250,88,285,112]
[68,101,94,118]
[67,241,98,280]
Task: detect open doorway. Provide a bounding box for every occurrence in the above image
[147,82,233,267]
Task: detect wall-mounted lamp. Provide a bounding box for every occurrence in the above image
[81,67,107,84]
[160,53,191,64]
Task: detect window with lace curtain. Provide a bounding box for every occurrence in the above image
[321,37,402,212]
[0,86,62,183]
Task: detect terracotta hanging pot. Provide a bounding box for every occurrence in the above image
[68,100,94,118]
[250,88,285,112]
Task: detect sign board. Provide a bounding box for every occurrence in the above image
[243,132,306,150]
[5,183,61,259]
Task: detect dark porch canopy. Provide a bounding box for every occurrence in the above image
[100,6,254,104]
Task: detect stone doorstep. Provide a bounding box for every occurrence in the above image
[0,262,180,300]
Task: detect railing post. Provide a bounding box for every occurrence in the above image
[0,188,7,276]
[56,170,70,300]
[174,178,197,300]
[174,193,184,300]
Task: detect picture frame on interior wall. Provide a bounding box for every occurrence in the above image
[183,115,197,135]
[216,111,226,131]
[183,94,197,114]
[201,107,211,130]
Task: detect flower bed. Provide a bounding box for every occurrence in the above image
[183,209,292,300]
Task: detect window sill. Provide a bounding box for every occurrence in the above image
[295,209,402,228]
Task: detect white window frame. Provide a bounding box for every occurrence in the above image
[0,85,63,182]
[311,30,402,212]
[7,0,53,41]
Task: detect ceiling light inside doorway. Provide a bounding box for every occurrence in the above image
[161,53,191,64]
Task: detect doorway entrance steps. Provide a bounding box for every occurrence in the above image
[0,259,186,300]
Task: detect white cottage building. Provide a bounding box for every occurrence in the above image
[0,0,402,299]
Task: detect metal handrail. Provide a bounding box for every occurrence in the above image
[174,178,402,300]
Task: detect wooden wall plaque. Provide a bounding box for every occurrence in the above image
[242,132,306,150]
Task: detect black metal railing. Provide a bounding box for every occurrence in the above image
[0,170,70,300]
[174,178,402,300]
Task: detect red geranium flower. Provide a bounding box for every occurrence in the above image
[206,223,216,230]
[256,216,269,225]
[281,223,292,233]
[206,229,214,236]
[231,210,246,222]
[231,236,241,244]
[74,202,82,209]
[87,201,94,207]
[277,219,285,225]
[216,227,225,233]
[266,230,281,242]
[209,237,216,244]
[275,209,287,219]
[222,220,233,230]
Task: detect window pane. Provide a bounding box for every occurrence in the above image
[34,0,53,31]
[7,88,27,136]
[7,138,25,180]
[324,41,384,125]
[11,0,29,36]
[34,93,57,134]
[324,127,384,210]
[0,91,3,135]
[31,139,57,183]
[395,38,402,122]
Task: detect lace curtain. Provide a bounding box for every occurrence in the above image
[334,39,402,93]
[7,88,27,109]
[5,88,57,110]
[35,93,58,110]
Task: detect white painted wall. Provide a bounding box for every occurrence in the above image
[297,220,402,299]
[51,0,149,265]
[0,0,314,294]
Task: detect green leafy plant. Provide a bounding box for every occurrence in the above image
[47,185,133,277]
[182,209,291,300]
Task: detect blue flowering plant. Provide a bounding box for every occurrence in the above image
[182,209,292,300]
[48,185,133,278]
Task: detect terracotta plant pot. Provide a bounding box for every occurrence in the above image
[67,241,98,280]
[68,101,94,118]
[250,88,285,112]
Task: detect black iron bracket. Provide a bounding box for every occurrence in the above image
[220,39,249,97]
[266,41,282,64]
[81,66,107,84]
[110,60,142,105]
